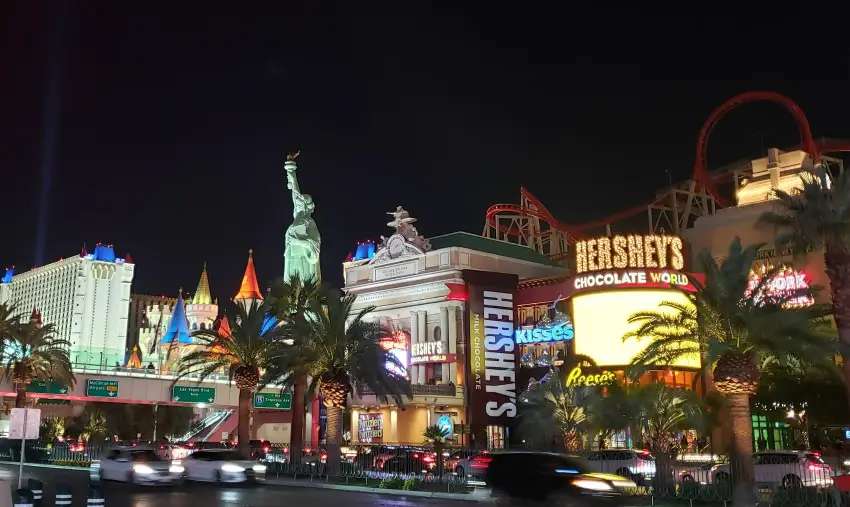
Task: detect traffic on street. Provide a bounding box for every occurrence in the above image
[0,463,478,507]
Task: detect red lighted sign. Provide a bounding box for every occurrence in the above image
[745,267,814,308]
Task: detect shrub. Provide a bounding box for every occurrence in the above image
[402,478,424,491]
[378,477,405,489]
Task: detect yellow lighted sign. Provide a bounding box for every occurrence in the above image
[575,234,684,274]
[565,367,616,387]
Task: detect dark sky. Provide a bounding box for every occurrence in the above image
[1,3,848,299]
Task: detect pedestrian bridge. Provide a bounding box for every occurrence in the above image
[0,365,285,408]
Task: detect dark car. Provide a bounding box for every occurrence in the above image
[485,451,637,504]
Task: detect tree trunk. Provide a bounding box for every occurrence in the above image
[325,406,343,475]
[824,244,850,411]
[237,388,252,458]
[15,385,26,408]
[726,393,755,507]
[289,377,306,464]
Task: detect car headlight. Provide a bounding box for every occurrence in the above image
[613,480,637,488]
[252,464,267,473]
[169,465,185,473]
[221,464,245,473]
[573,479,614,492]
[133,465,155,474]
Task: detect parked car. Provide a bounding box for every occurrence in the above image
[485,451,637,504]
[98,446,183,485]
[712,451,832,488]
[182,449,267,483]
[584,449,656,485]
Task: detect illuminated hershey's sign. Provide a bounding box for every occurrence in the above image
[575,234,685,274]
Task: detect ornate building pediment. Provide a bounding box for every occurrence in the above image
[369,234,425,266]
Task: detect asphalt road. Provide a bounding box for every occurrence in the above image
[0,464,480,507]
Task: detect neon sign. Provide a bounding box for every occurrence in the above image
[573,270,693,291]
[576,234,684,274]
[745,266,814,308]
[515,325,574,344]
[565,367,616,387]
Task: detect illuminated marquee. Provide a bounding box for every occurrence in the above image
[410,341,456,364]
[745,266,814,308]
[565,366,616,387]
[575,234,684,274]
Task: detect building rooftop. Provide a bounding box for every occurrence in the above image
[428,232,562,267]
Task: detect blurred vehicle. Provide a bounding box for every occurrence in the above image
[712,451,832,488]
[446,450,488,479]
[381,454,434,475]
[249,440,271,459]
[188,441,232,451]
[585,449,656,484]
[182,449,267,483]
[679,462,719,484]
[485,451,636,504]
[98,446,183,485]
[157,443,190,461]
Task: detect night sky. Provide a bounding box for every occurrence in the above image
[1,3,848,299]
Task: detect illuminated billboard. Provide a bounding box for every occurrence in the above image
[572,289,700,368]
[745,265,814,308]
[380,332,409,378]
[575,234,685,274]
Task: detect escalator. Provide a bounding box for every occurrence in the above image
[175,409,233,442]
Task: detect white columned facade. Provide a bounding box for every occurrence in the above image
[440,306,450,383]
[448,306,458,385]
[417,311,427,383]
[410,311,420,384]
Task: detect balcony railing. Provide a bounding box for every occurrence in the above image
[356,384,458,397]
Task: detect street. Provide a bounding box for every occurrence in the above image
[0,464,480,506]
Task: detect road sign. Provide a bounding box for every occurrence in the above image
[9,408,40,440]
[253,392,292,410]
[86,379,119,398]
[36,399,70,406]
[172,385,216,404]
[26,381,68,395]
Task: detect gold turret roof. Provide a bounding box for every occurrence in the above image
[190,262,213,305]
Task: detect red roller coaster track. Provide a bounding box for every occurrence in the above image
[485,91,850,248]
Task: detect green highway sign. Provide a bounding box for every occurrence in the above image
[86,379,119,398]
[172,385,216,404]
[253,392,292,410]
[26,381,68,395]
[37,398,70,405]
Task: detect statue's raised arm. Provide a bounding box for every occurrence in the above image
[285,150,302,199]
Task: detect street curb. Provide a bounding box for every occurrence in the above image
[264,478,488,502]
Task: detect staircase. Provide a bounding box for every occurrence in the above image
[176,410,233,442]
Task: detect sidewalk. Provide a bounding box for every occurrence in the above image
[264,475,490,502]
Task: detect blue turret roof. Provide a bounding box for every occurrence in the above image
[1,267,13,283]
[92,243,116,262]
[162,291,193,344]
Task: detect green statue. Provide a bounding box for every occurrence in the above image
[283,151,321,283]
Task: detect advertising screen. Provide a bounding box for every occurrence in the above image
[571,289,700,368]
[380,332,409,378]
[358,413,384,443]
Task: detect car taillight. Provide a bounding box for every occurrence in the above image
[423,455,435,463]
[471,457,492,469]
[263,446,270,452]
[808,463,825,471]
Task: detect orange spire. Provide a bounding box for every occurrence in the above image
[217,315,232,339]
[234,249,264,301]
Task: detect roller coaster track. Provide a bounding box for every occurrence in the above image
[483,91,850,261]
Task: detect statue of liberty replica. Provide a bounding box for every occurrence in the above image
[283,151,321,283]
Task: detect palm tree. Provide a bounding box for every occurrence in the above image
[623,238,838,506]
[174,300,290,458]
[2,321,74,408]
[758,168,850,407]
[264,289,412,472]
[0,303,20,345]
[519,367,595,451]
[266,275,323,462]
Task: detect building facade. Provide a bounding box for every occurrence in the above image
[0,243,134,367]
[343,208,564,448]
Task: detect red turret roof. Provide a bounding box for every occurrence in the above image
[234,249,264,301]
[125,252,134,264]
[30,308,42,328]
[216,315,232,339]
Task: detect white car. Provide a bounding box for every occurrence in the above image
[584,449,657,484]
[157,444,191,461]
[182,449,267,483]
[98,446,184,485]
[712,451,832,488]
